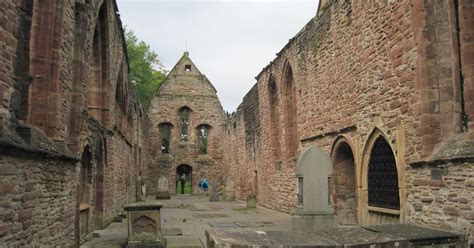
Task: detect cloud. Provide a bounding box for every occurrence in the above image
[117,0,317,111]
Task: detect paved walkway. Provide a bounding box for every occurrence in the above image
[81,194,291,248]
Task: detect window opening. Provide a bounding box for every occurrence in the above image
[368,137,400,210]
[185,64,191,72]
[198,125,209,154]
[159,123,172,153]
[179,107,191,142]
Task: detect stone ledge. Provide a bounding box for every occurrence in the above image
[0,121,78,161]
[124,201,164,211]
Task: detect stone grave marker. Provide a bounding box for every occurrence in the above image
[292,145,336,232]
[156,176,171,200]
[223,176,235,200]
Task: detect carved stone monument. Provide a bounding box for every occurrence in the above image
[156,176,170,200]
[123,201,164,248]
[292,145,337,232]
[223,176,235,201]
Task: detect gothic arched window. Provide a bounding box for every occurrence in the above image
[368,136,400,210]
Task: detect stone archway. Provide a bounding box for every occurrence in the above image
[76,145,92,246]
[332,140,357,226]
[176,164,192,194]
[360,129,401,226]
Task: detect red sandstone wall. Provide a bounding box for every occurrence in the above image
[147,53,228,195]
[0,0,149,246]
[225,0,473,236]
[0,153,77,247]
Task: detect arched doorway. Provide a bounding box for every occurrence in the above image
[176,164,192,194]
[76,145,92,246]
[332,140,357,225]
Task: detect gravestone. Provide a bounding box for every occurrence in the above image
[292,145,336,232]
[246,195,257,208]
[223,176,235,201]
[156,176,171,200]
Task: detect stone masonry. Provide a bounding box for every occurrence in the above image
[1,0,473,246]
[0,0,148,246]
[224,0,474,238]
[147,52,228,196]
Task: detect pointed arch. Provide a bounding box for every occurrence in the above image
[281,62,298,159]
[360,128,401,225]
[178,106,192,142]
[196,124,211,154]
[158,122,173,154]
[268,74,281,161]
[87,2,110,125]
[331,136,357,225]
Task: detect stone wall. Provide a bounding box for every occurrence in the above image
[0,0,149,246]
[147,52,227,195]
[0,152,76,247]
[406,161,474,236]
[225,0,473,237]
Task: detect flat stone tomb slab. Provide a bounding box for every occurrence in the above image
[189,208,207,211]
[208,222,239,228]
[165,237,203,248]
[192,213,228,218]
[162,228,183,236]
[205,229,340,246]
[317,227,407,246]
[164,203,194,209]
[207,204,224,210]
[365,224,464,246]
[234,222,263,227]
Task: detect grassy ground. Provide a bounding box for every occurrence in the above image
[177,179,191,194]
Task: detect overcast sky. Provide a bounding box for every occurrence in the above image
[116,0,318,112]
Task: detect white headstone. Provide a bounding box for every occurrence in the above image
[158,176,169,192]
[156,176,170,200]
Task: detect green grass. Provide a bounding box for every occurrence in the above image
[177,178,192,194]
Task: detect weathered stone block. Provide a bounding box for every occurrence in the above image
[123,201,164,248]
[246,195,257,208]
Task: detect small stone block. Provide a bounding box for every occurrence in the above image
[246,195,257,208]
[209,193,219,202]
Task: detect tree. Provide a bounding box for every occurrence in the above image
[125,28,166,110]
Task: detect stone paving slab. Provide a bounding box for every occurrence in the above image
[192,213,229,218]
[234,221,263,227]
[208,222,239,228]
[165,237,204,248]
[190,208,208,211]
[162,228,183,236]
[255,221,274,227]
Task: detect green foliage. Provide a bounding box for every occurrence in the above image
[125,28,166,110]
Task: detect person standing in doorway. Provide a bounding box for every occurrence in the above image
[180,173,186,194]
